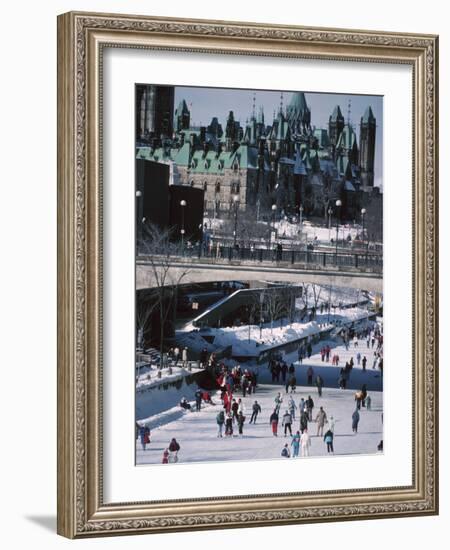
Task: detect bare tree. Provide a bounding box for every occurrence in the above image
[265,288,288,336]
[139,223,190,369]
[136,290,158,350]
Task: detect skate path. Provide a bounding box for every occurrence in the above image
[136,383,383,465]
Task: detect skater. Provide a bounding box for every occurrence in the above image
[180,397,191,411]
[315,375,324,397]
[307,343,312,358]
[139,424,150,451]
[282,410,293,437]
[250,400,261,424]
[237,411,246,436]
[324,429,334,453]
[274,393,283,413]
[329,415,336,433]
[291,431,301,457]
[300,429,311,457]
[281,443,290,458]
[354,390,363,410]
[216,409,225,437]
[366,394,372,411]
[270,409,279,437]
[288,396,297,420]
[299,397,306,415]
[195,388,203,412]
[237,398,245,416]
[300,409,309,434]
[182,346,188,368]
[306,395,314,421]
[231,399,239,422]
[289,375,297,394]
[168,438,180,462]
[162,449,170,464]
[315,406,328,437]
[356,352,361,366]
[225,412,233,436]
[352,408,360,433]
[173,346,180,366]
[307,366,314,385]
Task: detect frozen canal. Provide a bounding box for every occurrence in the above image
[136,333,384,465]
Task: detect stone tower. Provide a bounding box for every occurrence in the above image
[328,105,345,147]
[174,99,190,132]
[359,106,376,190]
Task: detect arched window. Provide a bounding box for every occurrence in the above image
[203,181,208,191]
[215,181,221,194]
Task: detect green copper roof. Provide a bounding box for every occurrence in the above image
[336,124,357,151]
[287,92,308,114]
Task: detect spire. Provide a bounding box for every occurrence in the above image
[252,92,256,120]
[362,106,376,123]
[347,98,352,127]
[279,91,284,115]
[330,105,344,122]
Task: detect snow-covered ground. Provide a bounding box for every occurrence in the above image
[178,305,372,357]
[136,338,383,465]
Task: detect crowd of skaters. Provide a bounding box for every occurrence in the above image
[138,321,383,463]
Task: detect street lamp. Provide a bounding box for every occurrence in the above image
[328,206,333,242]
[180,199,187,249]
[335,199,342,262]
[270,203,277,249]
[299,204,304,230]
[232,193,239,247]
[361,208,367,250]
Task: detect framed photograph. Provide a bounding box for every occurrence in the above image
[57,11,439,538]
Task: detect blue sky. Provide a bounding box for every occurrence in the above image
[174,86,383,187]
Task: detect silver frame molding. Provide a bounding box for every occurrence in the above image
[57,11,439,538]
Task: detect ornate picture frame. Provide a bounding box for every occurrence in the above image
[57,11,438,538]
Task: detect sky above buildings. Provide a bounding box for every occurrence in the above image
[173,86,383,188]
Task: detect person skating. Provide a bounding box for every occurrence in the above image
[289,375,297,393]
[315,406,328,437]
[216,409,225,437]
[180,397,192,411]
[352,408,360,433]
[249,400,261,424]
[288,396,297,421]
[182,346,188,368]
[354,390,363,410]
[282,410,293,437]
[356,352,361,366]
[162,449,170,464]
[281,443,290,458]
[269,409,279,436]
[300,429,311,457]
[225,412,233,436]
[315,375,324,397]
[168,438,180,462]
[291,431,301,457]
[307,366,314,385]
[195,388,203,412]
[306,395,314,421]
[366,394,372,411]
[274,393,283,413]
[231,399,239,422]
[237,411,246,436]
[139,425,150,451]
[299,397,305,416]
[300,409,309,434]
[324,429,334,453]
[329,415,336,433]
[362,355,367,371]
